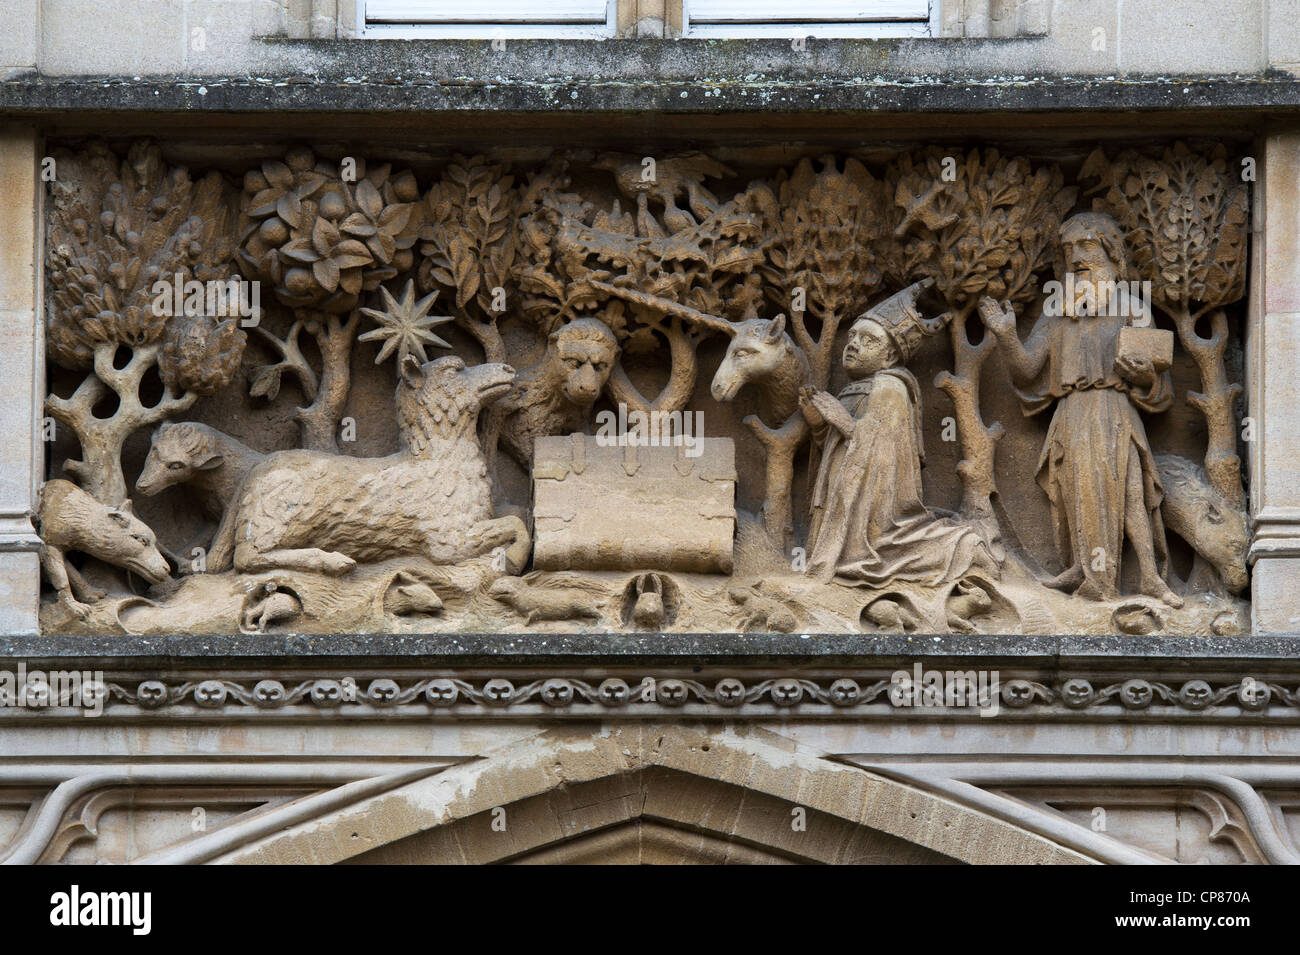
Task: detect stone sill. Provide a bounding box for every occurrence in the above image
[4,70,1300,117]
[3,632,1299,668]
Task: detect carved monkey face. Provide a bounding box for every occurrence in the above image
[842,319,896,377]
[555,337,615,406]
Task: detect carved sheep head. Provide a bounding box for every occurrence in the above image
[136,422,223,497]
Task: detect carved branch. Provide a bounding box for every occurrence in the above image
[1170,306,1245,508]
[787,308,818,382]
[295,310,359,453]
[254,319,319,403]
[934,307,1005,519]
[745,412,810,552]
[606,318,699,416]
[49,341,198,504]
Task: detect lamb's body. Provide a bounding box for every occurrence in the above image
[231,447,492,566]
[207,357,530,576]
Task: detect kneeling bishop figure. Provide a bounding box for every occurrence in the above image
[798,287,999,591]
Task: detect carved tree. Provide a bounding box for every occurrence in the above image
[1081,141,1249,509]
[710,156,891,547]
[516,154,763,418]
[237,146,420,452]
[415,155,519,465]
[754,156,891,390]
[893,147,1077,519]
[45,141,246,505]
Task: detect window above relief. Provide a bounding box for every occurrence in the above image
[360,0,618,38]
[682,0,933,37]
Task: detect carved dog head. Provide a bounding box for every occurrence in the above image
[136,422,222,497]
[40,482,171,586]
[397,355,516,453]
[1155,454,1250,595]
[710,314,797,402]
[99,499,171,585]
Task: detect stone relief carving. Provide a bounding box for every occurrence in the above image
[37,139,1252,637]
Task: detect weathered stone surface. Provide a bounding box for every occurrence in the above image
[212,726,1094,864]
[534,436,736,573]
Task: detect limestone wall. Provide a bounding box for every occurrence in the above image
[2,0,1297,80]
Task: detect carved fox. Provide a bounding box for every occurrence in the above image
[36,479,171,619]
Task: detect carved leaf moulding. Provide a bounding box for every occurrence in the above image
[0,674,1287,718]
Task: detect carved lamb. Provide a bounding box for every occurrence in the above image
[207,355,530,576]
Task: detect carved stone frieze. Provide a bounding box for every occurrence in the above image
[1,670,1291,720]
[38,138,1252,637]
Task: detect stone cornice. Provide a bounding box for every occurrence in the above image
[6,632,1300,666]
[4,68,1300,119]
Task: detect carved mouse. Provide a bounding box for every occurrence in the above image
[488,577,602,625]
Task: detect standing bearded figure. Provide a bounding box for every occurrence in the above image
[979,211,1182,607]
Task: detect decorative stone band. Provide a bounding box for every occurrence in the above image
[0,672,1290,720]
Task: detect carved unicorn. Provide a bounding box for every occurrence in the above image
[708,313,812,429]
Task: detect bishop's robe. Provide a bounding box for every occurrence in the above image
[807,368,997,588]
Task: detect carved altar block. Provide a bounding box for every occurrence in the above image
[533,434,736,573]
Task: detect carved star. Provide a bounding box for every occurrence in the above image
[358,280,455,365]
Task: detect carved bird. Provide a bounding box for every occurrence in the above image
[592,152,733,237]
[660,196,698,234]
[635,194,666,240]
[894,179,959,238]
[592,199,636,236]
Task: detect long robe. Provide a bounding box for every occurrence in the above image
[807,368,997,588]
[1014,307,1173,600]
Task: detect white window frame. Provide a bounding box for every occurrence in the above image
[359,0,617,39]
[683,0,934,38]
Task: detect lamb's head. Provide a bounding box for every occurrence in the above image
[136,422,221,496]
[711,314,800,402]
[397,355,516,452]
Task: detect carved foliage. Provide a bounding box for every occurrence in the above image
[416,154,518,364]
[45,141,245,504]
[894,147,1076,311]
[1082,142,1247,315]
[236,146,419,313]
[756,155,890,390]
